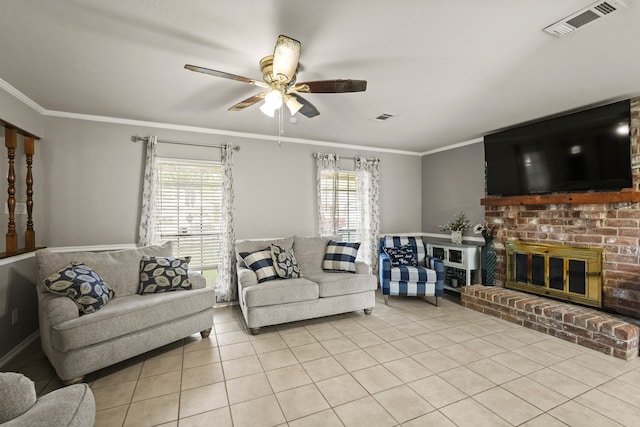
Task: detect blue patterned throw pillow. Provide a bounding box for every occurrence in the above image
[384,245,417,267]
[43,262,115,315]
[270,244,301,279]
[323,240,360,273]
[240,248,280,283]
[139,256,192,294]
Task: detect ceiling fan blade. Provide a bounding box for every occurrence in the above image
[228,92,267,111]
[272,35,300,84]
[184,64,268,88]
[293,79,367,93]
[293,95,320,118]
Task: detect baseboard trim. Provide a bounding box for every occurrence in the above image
[0,331,40,369]
[214,300,239,308]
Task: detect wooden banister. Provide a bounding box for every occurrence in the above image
[0,121,41,258]
[5,126,17,254]
[25,136,35,250]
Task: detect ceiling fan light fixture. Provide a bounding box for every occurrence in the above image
[273,35,301,83]
[285,96,304,116]
[264,89,283,109]
[259,103,276,117]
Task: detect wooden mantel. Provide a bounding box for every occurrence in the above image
[481,190,640,206]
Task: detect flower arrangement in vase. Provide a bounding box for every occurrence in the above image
[473,220,496,242]
[474,219,497,285]
[440,212,470,244]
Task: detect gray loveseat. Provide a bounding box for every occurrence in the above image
[35,243,216,384]
[236,236,377,334]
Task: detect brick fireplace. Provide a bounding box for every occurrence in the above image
[482,97,640,320]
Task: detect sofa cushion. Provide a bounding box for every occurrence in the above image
[243,278,319,308]
[383,245,417,267]
[36,242,173,298]
[139,256,192,294]
[0,373,36,423]
[43,262,115,315]
[323,241,360,273]
[239,248,279,283]
[303,272,377,298]
[293,235,336,274]
[271,244,301,279]
[236,237,294,267]
[50,287,216,352]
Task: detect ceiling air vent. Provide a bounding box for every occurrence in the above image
[543,0,628,37]
[373,113,397,122]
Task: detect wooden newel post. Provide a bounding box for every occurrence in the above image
[25,136,35,250]
[5,126,17,254]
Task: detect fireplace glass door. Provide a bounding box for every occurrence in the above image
[505,242,602,308]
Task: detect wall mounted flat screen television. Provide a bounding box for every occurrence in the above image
[484,99,632,197]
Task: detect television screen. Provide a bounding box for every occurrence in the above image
[484,100,632,196]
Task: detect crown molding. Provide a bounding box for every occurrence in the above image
[420,137,484,156]
[0,78,46,114]
[0,81,422,156]
[43,110,422,156]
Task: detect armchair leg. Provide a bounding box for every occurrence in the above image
[364,308,373,315]
[249,327,261,335]
[200,328,212,338]
[383,295,389,305]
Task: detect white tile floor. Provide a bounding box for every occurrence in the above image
[5,293,640,426]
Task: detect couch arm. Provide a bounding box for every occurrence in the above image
[188,271,207,289]
[37,288,79,327]
[237,266,258,289]
[355,261,370,275]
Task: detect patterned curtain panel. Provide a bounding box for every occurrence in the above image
[355,156,381,274]
[216,143,237,303]
[137,136,158,246]
[315,152,339,236]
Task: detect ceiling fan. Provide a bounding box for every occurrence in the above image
[185,35,367,118]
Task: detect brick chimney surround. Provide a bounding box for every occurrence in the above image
[460,97,640,360]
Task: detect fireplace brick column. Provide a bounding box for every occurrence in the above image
[485,97,640,319]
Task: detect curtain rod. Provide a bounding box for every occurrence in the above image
[131,135,240,151]
[313,153,378,162]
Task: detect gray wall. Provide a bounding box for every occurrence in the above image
[40,117,423,245]
[0,89,46,363]
[0,257,39,360]
[0,87,43,138]
[421,142,485,236]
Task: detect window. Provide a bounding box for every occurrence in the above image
[319,169,361,242]
[155,158,222,285]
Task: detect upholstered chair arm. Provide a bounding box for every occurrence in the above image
[426,255,446,296]
[188,272,207,289]
[379,253,391,282]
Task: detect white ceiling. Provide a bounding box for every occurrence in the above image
[0,0,638,154]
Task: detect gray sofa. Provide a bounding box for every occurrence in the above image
[0,372,95,426]
[35,243,216,384]
[236,236,377,334]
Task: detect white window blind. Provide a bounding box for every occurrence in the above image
[155,158,222,270]
[320,170,361,242]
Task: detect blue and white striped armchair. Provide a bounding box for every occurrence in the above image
[379,236,445,306]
